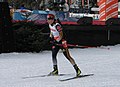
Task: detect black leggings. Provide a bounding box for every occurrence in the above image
[52,45,76,66]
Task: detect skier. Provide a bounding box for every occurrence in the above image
[47,14,81,76]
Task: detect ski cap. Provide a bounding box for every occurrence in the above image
[47,14,55,19]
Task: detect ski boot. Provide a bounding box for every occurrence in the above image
[73,64,81,77]
[48,65,58,76]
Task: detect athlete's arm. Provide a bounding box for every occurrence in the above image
[56,24,63,41]
[59,31,63,40]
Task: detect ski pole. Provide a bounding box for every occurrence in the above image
[67,44,110,50]
[50,41,110,49]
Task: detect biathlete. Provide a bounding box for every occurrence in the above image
[47,14,81,76]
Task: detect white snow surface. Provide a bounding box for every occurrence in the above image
[0,45,120,87]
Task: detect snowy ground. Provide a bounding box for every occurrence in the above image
[0,45,120,87]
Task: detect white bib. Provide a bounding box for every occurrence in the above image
[49,23,62,42]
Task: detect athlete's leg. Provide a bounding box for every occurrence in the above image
[52,45,60,66]
[62,48,76,65]
[49,45,60,75]
[62,47,81,76]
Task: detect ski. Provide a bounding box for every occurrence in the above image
[40,73,70,77]
[22,73,70,79]
[59,74,94,82]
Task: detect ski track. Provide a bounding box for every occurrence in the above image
[0,45,120,87]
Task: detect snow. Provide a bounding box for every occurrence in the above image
[0,45,120,87]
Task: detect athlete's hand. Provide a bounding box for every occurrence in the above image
[62,40,67,48]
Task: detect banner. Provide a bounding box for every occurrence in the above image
[99,0,118,21]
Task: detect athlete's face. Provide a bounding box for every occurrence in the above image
[47,18,54,24]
